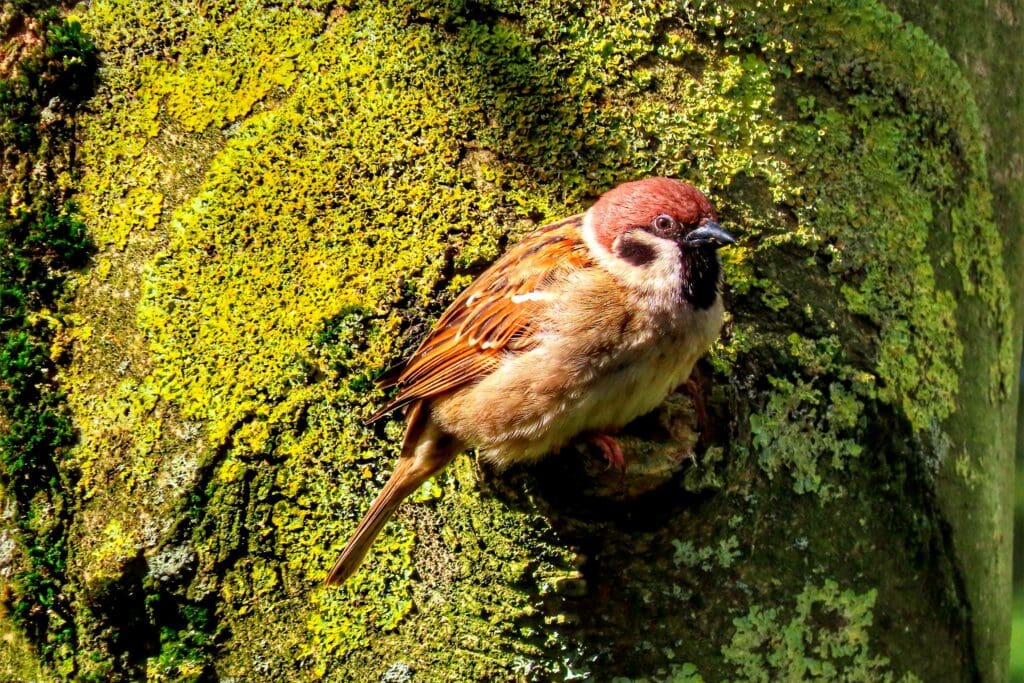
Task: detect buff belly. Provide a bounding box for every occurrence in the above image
[431,298,723,468]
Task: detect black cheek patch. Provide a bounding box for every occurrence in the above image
[614,232,656,266]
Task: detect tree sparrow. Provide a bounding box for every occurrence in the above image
[326,177,734,585]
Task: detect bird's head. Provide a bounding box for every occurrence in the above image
[583,177,734,310]
[587,177,734,266]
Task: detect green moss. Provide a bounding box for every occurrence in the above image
[722,580,920,682]
[0,5,98,676]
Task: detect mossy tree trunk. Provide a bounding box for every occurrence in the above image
[0,1,1020,681]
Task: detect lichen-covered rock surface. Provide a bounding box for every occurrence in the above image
[1,0,1018,681]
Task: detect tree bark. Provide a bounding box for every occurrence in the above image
[1,0,1019,681]
[876,3,1024,680]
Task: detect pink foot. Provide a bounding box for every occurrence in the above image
[589,432,625,470]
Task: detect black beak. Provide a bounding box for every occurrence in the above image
[683,220,736,249]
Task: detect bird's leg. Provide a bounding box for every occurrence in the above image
[588,432,626,470]
[684,376,714,444]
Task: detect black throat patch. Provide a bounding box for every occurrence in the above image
[680,248,720,310]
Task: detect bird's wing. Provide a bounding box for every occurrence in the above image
[368,215,591,421]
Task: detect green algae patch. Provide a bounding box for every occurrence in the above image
[42,0,1010,678]
[722,580,920,682]
[749,376,865,498]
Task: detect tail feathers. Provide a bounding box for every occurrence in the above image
[324,456,426,585]
[325,403,459,586]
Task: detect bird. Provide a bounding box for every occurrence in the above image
[325,177,734,585]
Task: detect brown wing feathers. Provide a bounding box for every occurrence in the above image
[367,217,590,421]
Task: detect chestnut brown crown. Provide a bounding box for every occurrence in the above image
[589,177,719,249]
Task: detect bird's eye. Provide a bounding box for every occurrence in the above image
[653,214,675,233]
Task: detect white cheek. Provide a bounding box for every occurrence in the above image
[582,210,683,311]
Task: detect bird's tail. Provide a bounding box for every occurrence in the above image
[325,403,459,585]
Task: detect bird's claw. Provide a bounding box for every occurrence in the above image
[684,376,715,443]
[590,433,626,470]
